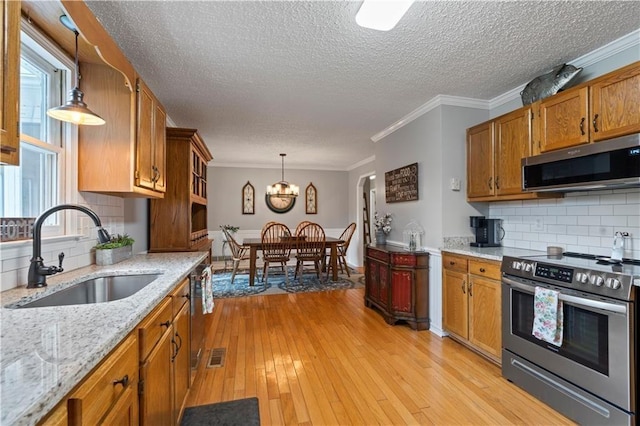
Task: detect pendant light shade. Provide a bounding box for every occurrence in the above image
[46,15,105,126]
[266,153,299,198]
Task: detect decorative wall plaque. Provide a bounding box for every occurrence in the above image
[385,163,418,203]
[242,181,255,214]
[305,182,317,214]
[0,217,35,242]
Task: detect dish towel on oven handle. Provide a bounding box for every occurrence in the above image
[532,286,564,346]
[201,266,214,314]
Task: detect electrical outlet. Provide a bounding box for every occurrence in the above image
[533,218,544,231]
[450,178,461,191]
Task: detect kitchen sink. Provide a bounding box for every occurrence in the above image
[15,274,162,308]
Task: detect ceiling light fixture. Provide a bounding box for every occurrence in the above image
[46,15,105,126]
[266,153,299,198]
[355,0,415,31]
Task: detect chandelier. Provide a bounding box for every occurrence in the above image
[266,153,299,198]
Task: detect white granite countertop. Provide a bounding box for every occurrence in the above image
[0,252,207,426]
[440,245,547,261]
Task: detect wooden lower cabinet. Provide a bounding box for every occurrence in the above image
[365,245,429,330]
[442,252,502,364]
[139,322,173,426]
[173,303,191,425]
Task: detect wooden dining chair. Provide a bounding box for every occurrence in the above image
[326,222,356,278]
[261,222,292,285]
[295,222,326,281]
[261,221,277,237]
[221,226,252,284]
[294,221,312,236]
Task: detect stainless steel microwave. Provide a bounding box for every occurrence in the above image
[522,133,640,192]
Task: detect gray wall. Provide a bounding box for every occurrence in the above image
[124,198,149,253]
[347,159,375,268]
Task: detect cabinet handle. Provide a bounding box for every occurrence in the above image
[479,267,486,273]
[171,339,179,360]
[175,331,183,350]
[592,114,599,132]
[449,261,455,266]
[468,282,473,296]
[183,293,191,301]
[579,117,585,135]
[461,280,466,294]
[488,177,493,190]
[495,176,500,190]
[113,375,129,388]
[160,320,171,329]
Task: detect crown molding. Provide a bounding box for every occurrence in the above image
[346,155,375,171]
[373,29,640,142]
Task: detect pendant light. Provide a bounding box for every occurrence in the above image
[46,15,105,126]
[266,153,299,198]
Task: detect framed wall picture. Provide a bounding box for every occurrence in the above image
[305,182,317,214]
[242,181,255,214]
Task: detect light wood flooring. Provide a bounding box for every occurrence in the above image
[185,287,574,425]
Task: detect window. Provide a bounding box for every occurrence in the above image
[0,30,68,234]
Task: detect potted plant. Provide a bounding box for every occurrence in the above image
[95,234,135,265]
[220,225,239,241]
[374,212,392,245]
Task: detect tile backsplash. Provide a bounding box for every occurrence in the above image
[489,188,640,259]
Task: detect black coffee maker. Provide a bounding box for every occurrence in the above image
[470,216,503,247]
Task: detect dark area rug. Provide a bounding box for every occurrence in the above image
[181,397,260,426]
[212,266,362,298]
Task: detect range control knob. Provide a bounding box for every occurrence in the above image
[576,272,589,284]
[605,278,621,290]
[523,263,533,272]
[590,275,605,287]
[512,261,522,270]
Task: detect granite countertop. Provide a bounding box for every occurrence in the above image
[440,246,547,261]
[0,252,208,426]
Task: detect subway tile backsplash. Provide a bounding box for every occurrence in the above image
[489,188,640,259]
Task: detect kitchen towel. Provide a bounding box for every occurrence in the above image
[201,266,214,314]
[532,286,563,346]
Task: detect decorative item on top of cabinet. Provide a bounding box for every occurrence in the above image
[536,61,640,153]
[365,245,429,330]
[0,0,21,166]
[466,107,562,202]
[520,63,582,106]
[150,128,213,257]
[442,252,501,364]
[305,182,317,214]
[242,181,255,214]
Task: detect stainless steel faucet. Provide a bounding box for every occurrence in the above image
[27,204,111,288]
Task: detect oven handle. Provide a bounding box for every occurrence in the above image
[502,276,628,315]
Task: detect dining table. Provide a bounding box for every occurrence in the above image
[242,237,344,286]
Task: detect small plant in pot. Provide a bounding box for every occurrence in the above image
[95,234,135,266]
[220,225,239,241]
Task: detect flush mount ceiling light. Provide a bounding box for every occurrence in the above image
[355,0,416,31]
[46,15,105,126]
[266,153,299,198]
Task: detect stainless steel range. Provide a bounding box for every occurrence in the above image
[501,252,639,425]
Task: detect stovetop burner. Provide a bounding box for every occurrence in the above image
[563,251,640,266]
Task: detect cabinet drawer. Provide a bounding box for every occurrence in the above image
[442,253,468,272]
[391,253,416,267]
[469,259,501,280]
[68,333,138,426]
[170,278,190,319]
[138,297,173,361]
[367,247,390,262]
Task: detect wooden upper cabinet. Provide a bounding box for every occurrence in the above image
[538,86,589,153]
[590,61,640,142]
[136,78,166,194]
[0,0,20,166]
[466,121,494,198]
[495,107,532,195]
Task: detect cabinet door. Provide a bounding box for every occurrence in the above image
[495,108,532,195]
[365,258,380,303]
[153,102,167,193]
[139,326,173,426]
[390,269,413,314]
[539,86,589,152]
[466,121,494,198]
[442,269,468,339]
[136,79,155,190]
[100,386,138,426]
[468,275,501,358]
[173,303,191,425]
[590,62,640,141]
[0,0,20,166]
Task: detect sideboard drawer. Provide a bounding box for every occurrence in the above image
[392,253,417,267]
[367,247,390,262]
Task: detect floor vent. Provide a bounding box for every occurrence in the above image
[207,348,226,368]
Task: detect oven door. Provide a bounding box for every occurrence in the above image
[502,274,634,412]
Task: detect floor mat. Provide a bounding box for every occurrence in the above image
[181,397,260,426]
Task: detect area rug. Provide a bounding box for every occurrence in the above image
[212,266,362,298]
[181,397,259,426]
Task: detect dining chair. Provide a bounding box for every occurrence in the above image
[294,222,326,281]
[221,226,252,284]
[326,222,356,278]
[261,221,277,237]
[261,222,292,285]
[294,220,312,236]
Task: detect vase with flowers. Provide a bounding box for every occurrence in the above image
[374,212,392,245]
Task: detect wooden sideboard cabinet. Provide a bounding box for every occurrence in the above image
[0,0,20,166]
[365,245,430,331]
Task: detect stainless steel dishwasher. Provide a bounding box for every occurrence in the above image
[190,263,208,370]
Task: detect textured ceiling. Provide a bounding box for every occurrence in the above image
[85,1,640,170]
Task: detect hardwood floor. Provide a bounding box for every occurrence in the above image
[185,287,574,425]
